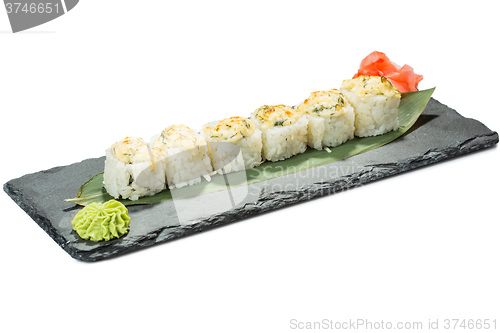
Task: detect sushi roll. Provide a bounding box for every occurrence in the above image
[297,89,355,150]
[103,137,166,201]
[202,116,263,173]
[152,124,214,189]
[341,75,401,137]
[250,104,308,162]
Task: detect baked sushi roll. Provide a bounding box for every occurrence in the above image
[103,137,166,201]
[341,75,401,137]
[250,104,308,162]
[202,116,263,173]
[152,125,214,189]
[297,89,355,150]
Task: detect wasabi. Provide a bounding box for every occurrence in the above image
[72,200,130,242]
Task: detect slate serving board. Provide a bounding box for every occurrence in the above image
[4,98,498,261]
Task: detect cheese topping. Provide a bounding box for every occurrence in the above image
[203,116,256,143]
[341,75,401,98]
[252,104,302,129]
[154,124,205,150]
[297,89,349,118]
[111,137,152,164]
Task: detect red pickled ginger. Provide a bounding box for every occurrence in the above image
[353,51,423,93]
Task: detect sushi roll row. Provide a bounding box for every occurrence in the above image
[104,74,401,200]
[104,126,215,201]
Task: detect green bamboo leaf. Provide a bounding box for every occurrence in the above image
[65,173,115,205]
[66,88,435,206]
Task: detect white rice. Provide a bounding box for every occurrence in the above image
[160,145,214,189]
[253,116,309,162]
[305,109,355,149]
[202,120,263,174]
[237,131,263,169]
[297,89,355,150]
[342,92,400,137]
[152,125,214,190]
[341,76,401,137]
[103,148,165,201]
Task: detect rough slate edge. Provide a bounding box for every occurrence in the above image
[3,98,499,262]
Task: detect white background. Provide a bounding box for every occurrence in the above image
[1,1,498,332]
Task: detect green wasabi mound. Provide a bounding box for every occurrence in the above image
[71,200,130,242]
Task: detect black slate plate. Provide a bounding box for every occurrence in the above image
[4,98,498,261]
